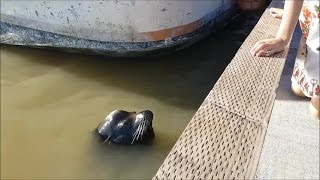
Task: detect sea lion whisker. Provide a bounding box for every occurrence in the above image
[139,123,144,139]
[136,123,143,141]
[136,122,144,142]
[139,121,147,140]
[131,131,138,144]
[137,123,143,140]
[131,126,140,144]
[131,135,136,144]
[137,121,145,140]
[103,136,111,144]
[132,129,138,138]
[131,129,138,144]
[132,124,142,143]
[141,121,147,139]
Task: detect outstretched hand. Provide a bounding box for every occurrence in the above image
[250,38,287,57]
[270,7,283,19]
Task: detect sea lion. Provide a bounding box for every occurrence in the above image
[96,110,155,144]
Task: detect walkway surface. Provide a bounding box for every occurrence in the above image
[256,26,320,179]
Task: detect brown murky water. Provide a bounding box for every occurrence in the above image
[1,12,262,179]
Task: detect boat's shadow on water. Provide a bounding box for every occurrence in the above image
[3,26,245,110]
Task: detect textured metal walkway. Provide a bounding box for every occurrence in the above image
[154,1,290,179]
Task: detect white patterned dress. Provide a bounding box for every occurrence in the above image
[291,0,320,98]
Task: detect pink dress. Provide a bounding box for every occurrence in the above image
[291,0,320,98]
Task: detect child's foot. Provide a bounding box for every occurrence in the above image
[291,81,306,97]
[310,98,320,119]
[270,7,283,19]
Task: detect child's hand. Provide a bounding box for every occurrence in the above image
[270,8,283,19]
[250,38,287,57]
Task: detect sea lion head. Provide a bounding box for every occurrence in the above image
[131,110,154,144]
[96,110,154,145]
[134,110,153,126]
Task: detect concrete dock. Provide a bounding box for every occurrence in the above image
[256,27,320,179]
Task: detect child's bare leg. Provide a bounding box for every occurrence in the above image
[270,7,284,19]
[310,98,320,119]
[291,80,306,97]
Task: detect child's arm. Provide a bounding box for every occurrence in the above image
[250,0,304,57]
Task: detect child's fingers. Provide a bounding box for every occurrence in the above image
[270,8,277,15]
[265,49,277,56]
[270,13,278,17]
[270,11,276,15]
[274,14,282,18]
[251,43,269,56]
[254,44,275,57]
[250,41,265,54]
[270,7,276,13]
[269,7,283,19]
[270,12,281,19]
[256,46,274,57]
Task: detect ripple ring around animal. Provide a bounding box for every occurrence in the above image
[96,110,155,144]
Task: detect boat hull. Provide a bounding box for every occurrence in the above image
[0,0,236,56]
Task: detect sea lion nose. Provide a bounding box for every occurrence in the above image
[141,110,152,114]
[140,110,153,120]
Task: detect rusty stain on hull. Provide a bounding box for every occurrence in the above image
[143,19,202,41]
